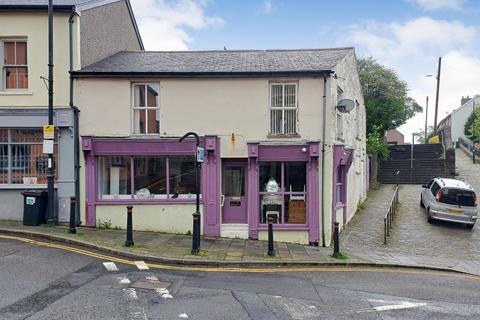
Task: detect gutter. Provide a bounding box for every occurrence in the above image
[68,10,81,225]
[321,74,328,247]
[0,5,74,12]
[71,70,332,79]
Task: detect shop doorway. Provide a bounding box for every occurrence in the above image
[222,160,248,223]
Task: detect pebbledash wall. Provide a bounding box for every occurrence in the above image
[76,57,367,245]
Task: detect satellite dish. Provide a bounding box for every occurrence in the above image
[336,99,355,113]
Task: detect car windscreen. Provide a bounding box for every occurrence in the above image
[440,188,476,207]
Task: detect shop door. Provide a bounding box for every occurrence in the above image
[222,161,247,223]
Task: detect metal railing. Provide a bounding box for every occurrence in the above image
[384,186,400,244]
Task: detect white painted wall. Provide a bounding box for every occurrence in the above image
[332,52,368,227]
[96,204,203,234]
[451,95,480,143]
[75,51,367,243]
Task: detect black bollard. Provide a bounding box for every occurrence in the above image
[125,206,134,247]
[192,213,200,254]
[267,217,275,257]
[333,222,340,256]
[68,196,76,234]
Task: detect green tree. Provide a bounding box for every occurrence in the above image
[465,108,480,142]
[358,57,422,135]
[367,125,390,160]
[413,125,435,144]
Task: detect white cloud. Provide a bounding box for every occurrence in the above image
[130,0,224,50]
[259,0,274,14]
[342,16,478,141]
[410,0,465,10]
[345,17,475,64]
[400,51,480,141]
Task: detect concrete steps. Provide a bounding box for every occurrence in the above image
[378,144,451,184]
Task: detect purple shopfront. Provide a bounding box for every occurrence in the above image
[82,136,320,244]
[245,142,320,245]
[82,136,221,236]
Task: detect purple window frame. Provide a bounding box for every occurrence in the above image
[83,136,221,236]
[258,161,307,225]
[248,142,320,244]
[96,155,198,202]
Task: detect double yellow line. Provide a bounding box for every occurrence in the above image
[1,234,479,280]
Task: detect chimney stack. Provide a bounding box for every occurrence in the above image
[461,96,471,106]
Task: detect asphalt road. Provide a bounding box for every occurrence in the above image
[2,238,480,320]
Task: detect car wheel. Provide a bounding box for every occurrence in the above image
[467,224,474,230]
[427,208,433,223]
[420,196,425,208]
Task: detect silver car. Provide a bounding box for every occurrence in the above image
[420,177,477,228]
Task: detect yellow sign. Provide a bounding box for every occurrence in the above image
[43,125,55,140]
[428,135,440,144]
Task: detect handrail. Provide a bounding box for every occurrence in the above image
[384,186,400,244]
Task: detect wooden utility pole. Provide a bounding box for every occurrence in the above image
[433,57,442,135]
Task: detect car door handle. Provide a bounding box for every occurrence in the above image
[220,195,225,207]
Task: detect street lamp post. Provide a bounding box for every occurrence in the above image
[473,100,476,164]
[179,132,202,254]
[46,0,55,224]
[434,57,442,136]
[424,96,429,143]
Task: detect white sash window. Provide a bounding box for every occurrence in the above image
[269,83,298,135]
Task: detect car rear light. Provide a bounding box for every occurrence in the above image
[436,189,443,202]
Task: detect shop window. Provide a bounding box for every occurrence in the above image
[0,128,58,185]
[169,156,197,199]
[2,40,28,90]
[97,155,198,201]
[259,161,307,224]
[98,156,132,199]
[133,156,166,199]
[270,83,298,135]
[132,83,160,134]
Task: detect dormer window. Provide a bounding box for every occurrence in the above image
[1,40,28,90]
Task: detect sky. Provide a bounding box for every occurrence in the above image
[130,0,480,142]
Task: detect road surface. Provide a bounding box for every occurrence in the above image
[1,237,480,319]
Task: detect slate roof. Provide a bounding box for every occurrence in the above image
[0,0,104,7]
[0,0,144,50]
[73,48,354,77]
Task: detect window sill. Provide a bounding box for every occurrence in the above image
[0,90,33,96]
[267,134,302,139]
[0,184,57,190]
[258,224,308,230]
[95,198,201,205]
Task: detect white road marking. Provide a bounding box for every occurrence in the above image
[123,288,138,300]
[118,276,131,284]
[155,287,173,299]
[146,275,159,282]
[135,261,150,270]
[131,308,148,320]
[103,261,118,271]
[178,313,189,319]
[282,300,320,319]
[370,300,427,312]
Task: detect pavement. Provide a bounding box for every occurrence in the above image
[0,220,355,267]
[3,238,480,319]
[342,148,480,276]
